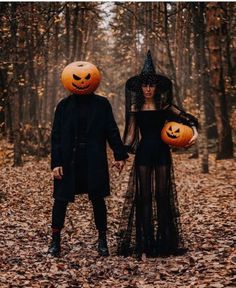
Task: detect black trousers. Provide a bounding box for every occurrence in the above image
[52,197,107,231]
[52,146,107,231]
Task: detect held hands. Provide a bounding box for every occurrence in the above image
[112,160,126,174]
[53,160,126,180]
[52,166,63,180]
[184,126,198,148]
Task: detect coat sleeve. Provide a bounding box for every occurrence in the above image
[105,100,129,161]
[51,100,64,170]
[165,104,199,129]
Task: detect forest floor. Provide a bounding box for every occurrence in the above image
[0,143,235,288]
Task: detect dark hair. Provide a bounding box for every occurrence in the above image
[136,85,162,111]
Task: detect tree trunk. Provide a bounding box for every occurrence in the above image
[206,3,234,159]
[42,31,49,124]
[72,3,79,62]
[163,3,183,108]
[65,3,71,62]
[50,3,60,122]
[9,3,22,166]
[193,3,209,173]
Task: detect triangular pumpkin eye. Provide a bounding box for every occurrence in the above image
[73,74,81,80]
[175,128,180,133]
[169,126,172,131]
[85,73,91,80]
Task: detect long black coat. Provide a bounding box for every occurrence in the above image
[51,93,128,202]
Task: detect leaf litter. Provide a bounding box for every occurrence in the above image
[0,149,235,287]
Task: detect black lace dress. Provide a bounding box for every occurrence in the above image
[117,105,198,257]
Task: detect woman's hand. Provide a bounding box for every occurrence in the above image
[53,166,63,180]
[112,160,126,174]
[185,126,198,148]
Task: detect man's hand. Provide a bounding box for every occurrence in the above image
[184,126,198,148]
[112,160,126,174]
[52,166,63,180]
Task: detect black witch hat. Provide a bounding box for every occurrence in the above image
[126,50,172,93]
[125,50,173,111]
[140,50,156,78]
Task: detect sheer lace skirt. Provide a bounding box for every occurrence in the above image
[117,154,185,257]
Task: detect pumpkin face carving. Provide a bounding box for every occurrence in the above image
[61,61,101,95]
[161,121,193,147]
[166,125,180,139]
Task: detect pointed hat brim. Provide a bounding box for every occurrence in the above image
[126,50,172,93]
[126,74,172,94]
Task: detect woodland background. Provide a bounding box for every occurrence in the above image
[0,2,236,168]
[0,2,236,288]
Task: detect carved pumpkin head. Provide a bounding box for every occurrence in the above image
[161,121,193,147]
[61,61,101,95]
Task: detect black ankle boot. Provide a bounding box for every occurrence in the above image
[97,231,109,257]
[48,233,61,257]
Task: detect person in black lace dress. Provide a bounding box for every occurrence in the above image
[117,51,198,258]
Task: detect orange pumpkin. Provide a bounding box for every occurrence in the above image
[161,121,193,147]
[61,61,101,95]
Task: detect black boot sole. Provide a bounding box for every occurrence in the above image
[48,245,61,257]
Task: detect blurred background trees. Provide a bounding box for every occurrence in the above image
[0,2,235,169]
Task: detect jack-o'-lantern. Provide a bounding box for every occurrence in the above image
[61,61,101,95]
[161,121,193,147]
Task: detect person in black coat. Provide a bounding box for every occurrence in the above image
[48,61,128,257]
